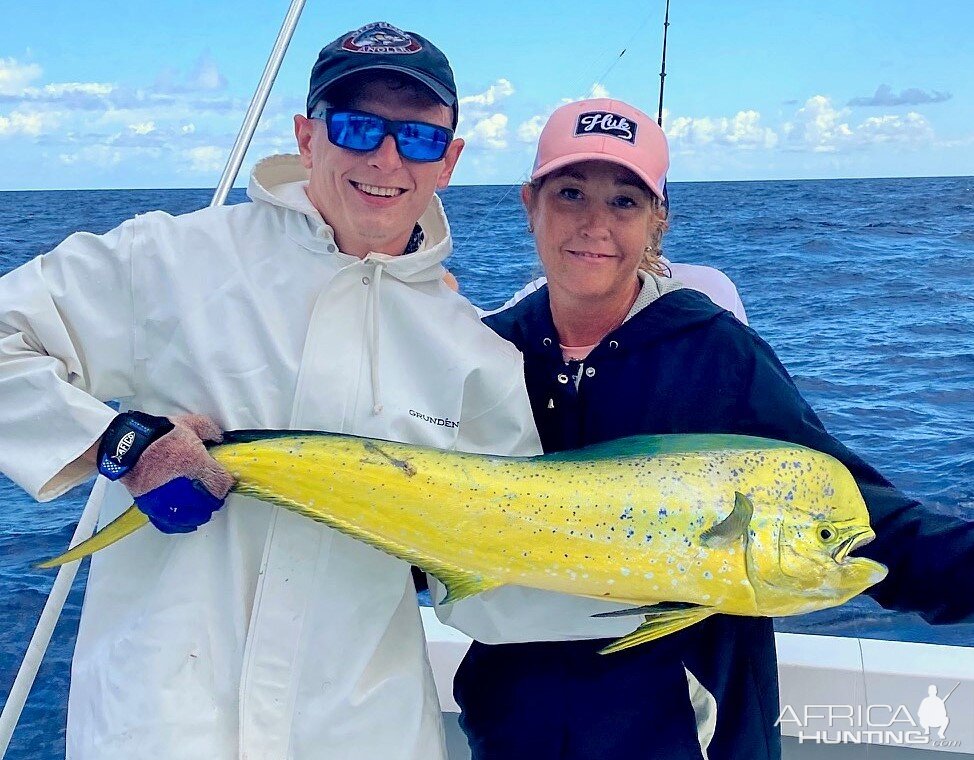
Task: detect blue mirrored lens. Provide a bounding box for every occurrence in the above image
[324,111,451,162]
[395,123,450,161]
[327,112,387,151]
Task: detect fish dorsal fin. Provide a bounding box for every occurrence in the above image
[598,606,716,654]
[544,434,796,462]
[218,429,342,446]
[700,492,754,547]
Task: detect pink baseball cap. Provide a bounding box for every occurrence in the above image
[531,98,668,202]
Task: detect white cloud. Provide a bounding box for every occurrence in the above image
[181,123,196,134]
[782,95,852,152]
[459,79,514,107]
[935,133,974,150]
[461,113,509,150]
[782,96,933,152]
[154,53,229,95]
[856,111,933,145]
[457,79,516,151]
[33,82,113,98]
[513,88,611,148]
[187,54,228,92]
[516,114,546,143]
[667,110,778,151]
[0,58,42,96]
[129,121,156,135]
[0,109,54,137]
[185,145,226,173]
[58,144,123,166]
[7,82,116,111]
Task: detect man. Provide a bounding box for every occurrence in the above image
[0,21,539,759]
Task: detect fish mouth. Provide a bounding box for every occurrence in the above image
[832,529,875,563]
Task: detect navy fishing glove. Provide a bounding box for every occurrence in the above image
[97,411,235,534]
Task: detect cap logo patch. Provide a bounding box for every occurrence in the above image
[574,111,637,144]
[342,22,422,55]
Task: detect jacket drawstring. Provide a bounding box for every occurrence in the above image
[367,262,385,415]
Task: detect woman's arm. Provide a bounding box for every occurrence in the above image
[735,327,974,625]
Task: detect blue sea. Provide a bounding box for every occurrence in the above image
[1,177,973,757]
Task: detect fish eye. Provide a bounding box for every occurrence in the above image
[816,522,838,543]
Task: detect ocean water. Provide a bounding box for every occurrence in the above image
[1,177,973,756]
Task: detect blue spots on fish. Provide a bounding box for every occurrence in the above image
[658,507,668,518]
[625,527,635,539]
[619,506,633,520]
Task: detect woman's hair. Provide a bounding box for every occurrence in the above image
[526,174,670,277]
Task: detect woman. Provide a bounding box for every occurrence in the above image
[449,98,974,759]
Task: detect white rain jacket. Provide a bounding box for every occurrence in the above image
[0,154,541,760]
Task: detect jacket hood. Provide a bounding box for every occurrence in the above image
[488,283,730,355]
[247,154,452,283]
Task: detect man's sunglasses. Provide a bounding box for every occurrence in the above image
[311,108,454,163]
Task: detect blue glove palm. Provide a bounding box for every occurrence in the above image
[136,477,227,534]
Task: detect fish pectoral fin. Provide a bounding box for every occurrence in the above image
[592,601,704,619]
[434,568,502,604]
[700,491,754,547]
[598,606,716,654]
[37,505,150,569]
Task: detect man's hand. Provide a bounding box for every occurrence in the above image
[97,412,235,534]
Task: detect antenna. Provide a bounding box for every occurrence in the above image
[657,0,671,127]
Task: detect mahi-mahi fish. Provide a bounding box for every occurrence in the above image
[42,431,887,653]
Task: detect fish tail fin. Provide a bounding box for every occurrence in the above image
[598,607,717,654]
[37,506,150,569]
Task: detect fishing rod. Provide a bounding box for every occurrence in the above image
[657,0,671,127]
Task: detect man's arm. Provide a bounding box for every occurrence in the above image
[0,220,139,500]
[664,261,749,325]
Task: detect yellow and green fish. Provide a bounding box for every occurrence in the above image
[43,431,887,653]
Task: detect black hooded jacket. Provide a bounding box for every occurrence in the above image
[454,285,974,760]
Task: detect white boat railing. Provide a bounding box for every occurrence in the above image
[421,608,974,756]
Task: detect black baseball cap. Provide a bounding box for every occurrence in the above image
[307,22,458,124]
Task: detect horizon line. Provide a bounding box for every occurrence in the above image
[2,173,972,193]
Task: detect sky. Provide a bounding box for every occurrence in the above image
[1,0,972,189]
